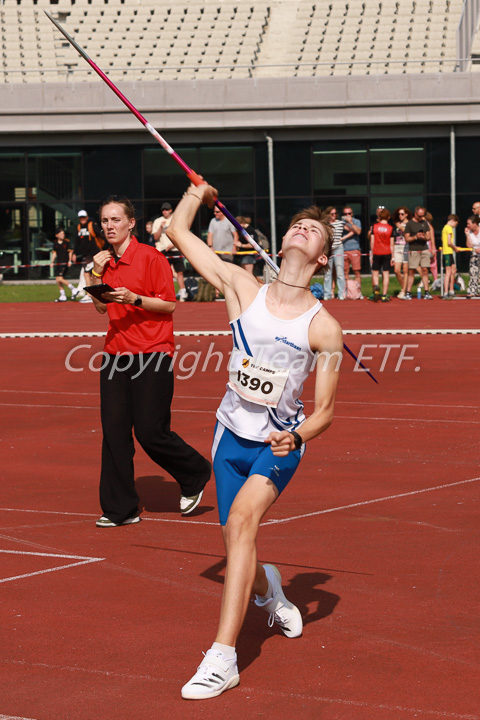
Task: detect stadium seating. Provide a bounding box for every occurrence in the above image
[0,0,468,83]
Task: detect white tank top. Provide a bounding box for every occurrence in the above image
[216,284,322,441]
[469,230,480,249]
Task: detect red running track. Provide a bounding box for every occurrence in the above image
[0,298,479,720]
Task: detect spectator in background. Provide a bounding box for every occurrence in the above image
[153,203,174,248]
[207,206,235,262]
[368,208,394,302]
[472,201,480,216]
[368,205,388,235]
[368,205,387,273]
[153,202,188,302]
[145,219,156,247]
[441,214,459,299]
[74,209,104,304]
[233,216,256,275]
[208,205,236,299]
[392,206,411,300]
[342,206,362,293]
[50,225,79,302]
[426,211,438,283]
[374,205,386,225]
[465,214,480,298]
[323,207,346,300]
[404,206,433,300]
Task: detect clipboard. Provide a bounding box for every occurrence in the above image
[84,283,115,303]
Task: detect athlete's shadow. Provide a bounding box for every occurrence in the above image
[201,559,340,671]
[136,475,214,516]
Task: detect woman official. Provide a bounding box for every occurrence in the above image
[90,195,211,527]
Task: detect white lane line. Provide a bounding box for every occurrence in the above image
[168,411,480,426]
[0,403,97,409]
[0,331,230,338]
[336,415,480,425]
[2,390,480,418]
[0,665,477,720]
[1,329,480,338]
[141,516,216,526]
[2,478,479,531]
[0,389,98,396]
[0,508,217,526]
[263,477,480,526]
[0,509,97,517]
[0,402,477,424]
[1,390,480,414]
[236,687,480,719]
[335,399,480,410]
[0,550,104,584]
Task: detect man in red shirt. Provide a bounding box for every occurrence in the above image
[368,208,394,302]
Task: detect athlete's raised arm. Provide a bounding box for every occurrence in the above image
[167,183,235,294]
[167,182,260,316]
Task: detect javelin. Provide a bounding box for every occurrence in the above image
[44,11,378,384]
[44,11,275,271]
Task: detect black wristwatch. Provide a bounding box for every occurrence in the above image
[133,295,142,307]
[289,430,303,450]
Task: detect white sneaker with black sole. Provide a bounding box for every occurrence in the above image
[95,515,140,528]
[255,564,303,638]
[181,649,239,700]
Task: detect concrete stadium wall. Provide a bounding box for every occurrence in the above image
[1,72,479,145]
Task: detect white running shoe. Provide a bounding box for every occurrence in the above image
[95,515,140,528]
[79,295,93,304]
[181,649,239,700]
[255,564,303,638]
[180,489,203,515]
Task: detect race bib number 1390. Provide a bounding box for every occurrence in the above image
[228,348,289,407]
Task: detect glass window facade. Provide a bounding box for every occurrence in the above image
[0,153,26,202]
[313,143,368,196]
[0,135,475,279]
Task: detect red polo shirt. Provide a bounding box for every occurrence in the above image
[102,237,176,356]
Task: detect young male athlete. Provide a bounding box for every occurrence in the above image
[167,182,343,700]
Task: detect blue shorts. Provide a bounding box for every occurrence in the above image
[212,422,303,525]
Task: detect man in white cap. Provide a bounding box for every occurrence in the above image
[74,210,104,303]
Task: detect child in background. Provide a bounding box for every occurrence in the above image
[441,214,459,298]
[145,219,156,247]
[51,226,79,302]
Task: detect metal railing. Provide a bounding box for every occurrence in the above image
[0,56,465,83]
